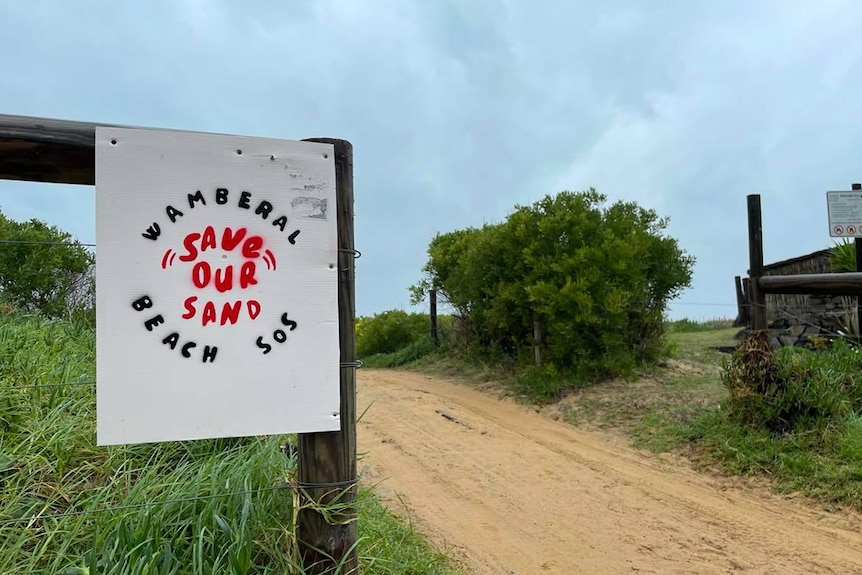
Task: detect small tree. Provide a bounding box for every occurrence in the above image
[411,189,695,380]
[0,212,93,319]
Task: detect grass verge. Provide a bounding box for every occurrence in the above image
[628,326,862,510]
[0,313,460,574]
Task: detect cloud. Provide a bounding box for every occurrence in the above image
[2,0,862,321]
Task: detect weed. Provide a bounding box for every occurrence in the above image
[0,313,460,574]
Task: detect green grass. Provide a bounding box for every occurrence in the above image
[629,329,862,510]
[665,326,740,366]
[0,313,460,574]
[632,408,862,507]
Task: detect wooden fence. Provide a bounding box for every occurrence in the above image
[0,114,357,574]
[746,193,862,334]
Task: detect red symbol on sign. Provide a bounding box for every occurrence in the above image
[835,226,844,234]
[849,225,857,235]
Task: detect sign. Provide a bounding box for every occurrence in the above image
[827,191,862,237]
[95,127,340,445]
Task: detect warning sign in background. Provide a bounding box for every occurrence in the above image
[827,191,862,238]
[95,127,340,446]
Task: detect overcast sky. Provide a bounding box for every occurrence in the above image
[2,1,862,320]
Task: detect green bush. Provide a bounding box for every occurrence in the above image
[362,337,436,368]
[411,189,695,385]
[829,239,856,273]
[723,332,862,432]
[356,310,430,358]
[0,212,93,319]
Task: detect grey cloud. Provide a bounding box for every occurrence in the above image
[2,1,862,319]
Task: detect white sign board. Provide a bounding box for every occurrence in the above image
[95,127,340,445]
[827,191,862,237]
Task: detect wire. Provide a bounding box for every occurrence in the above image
[296,478,359,489]
[4,381,95,391]
[0,484,290,526]
[0,477,361,526]
[0,239,95,247]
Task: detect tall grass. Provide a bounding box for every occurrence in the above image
[632,329,862,508]
[0,313,459,575]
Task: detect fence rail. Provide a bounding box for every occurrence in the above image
[745,193,862,331]
[0,113,358,573]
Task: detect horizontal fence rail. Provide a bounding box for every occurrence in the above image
[0,112,359,572]
[0,114,244,186]
[745,192,862,331]
[757,273,862,296]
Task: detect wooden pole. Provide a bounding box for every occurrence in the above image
[747,194,768,330]
[429,289,438,345]
[734,275,747,326]
[533,315,543,366]
[0,113,247,185]
[297,138,357,574]
[853,183,862,342]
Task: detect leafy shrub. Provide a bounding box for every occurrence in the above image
[362,336,436,368]
[411,189,695,384]
[356,310,429,358]
[829,239,856,273]
[0,212,93,319]
[723,331,862,432]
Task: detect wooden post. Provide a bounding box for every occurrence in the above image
[0,115,359,572]
[297,139,357,574]
[533,315,543,366]
[429,289,438,345]
[734,275,748,326]
[747,194,768,330]
[853,183,862,342]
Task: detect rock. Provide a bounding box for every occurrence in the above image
[778,335,796,346]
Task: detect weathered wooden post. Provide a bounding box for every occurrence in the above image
[429,289,438,345]
[297,138,358,574]
[853,183,862,342]
[734,275,748,326]
[0,115,359,571]
[747,194,768,330]
[533,314,544,366]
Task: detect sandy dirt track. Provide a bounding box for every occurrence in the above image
[357,369,862,575]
